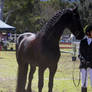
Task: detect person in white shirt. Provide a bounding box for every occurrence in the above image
[79,25,92,92]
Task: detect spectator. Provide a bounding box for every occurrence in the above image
[79,25,92,92]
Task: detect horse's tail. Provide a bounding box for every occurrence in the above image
[16,32,34,51]
[16,33,32,63]
[16,34,24,52]
[16,34,25,62]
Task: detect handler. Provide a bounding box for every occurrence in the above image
[79,25,92,92]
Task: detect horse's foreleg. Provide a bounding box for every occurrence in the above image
[16,64,28,92]
[27,65,36,92]
[38,66,46,92]
[48,65,57,92]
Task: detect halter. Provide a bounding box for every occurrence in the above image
[74,31,82,39]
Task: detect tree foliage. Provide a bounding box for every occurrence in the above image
[3,0,41,33]
[2,0,92,33]
[79,0,92,26]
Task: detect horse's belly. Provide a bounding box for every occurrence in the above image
[23,52,59,66]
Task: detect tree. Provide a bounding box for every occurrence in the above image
[79,0,92,27]
[4,0,91,33]
[3,0,42,33]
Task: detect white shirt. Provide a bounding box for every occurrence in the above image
[87,37,92,45]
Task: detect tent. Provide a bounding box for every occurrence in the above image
[0,20,16,50]
[0,20,16,31]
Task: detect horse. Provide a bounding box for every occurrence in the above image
[16,7,85,92]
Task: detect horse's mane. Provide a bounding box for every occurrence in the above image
[40,8,70,32]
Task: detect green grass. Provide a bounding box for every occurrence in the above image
[0,51,92,92]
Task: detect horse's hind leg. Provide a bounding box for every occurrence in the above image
[38,66,46,92]
[27,65,36,92]
[48,64,57,92]
[16,64,28,92]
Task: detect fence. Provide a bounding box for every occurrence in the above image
[59,42,79,61]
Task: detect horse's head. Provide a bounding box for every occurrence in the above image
[41,7,85,41]
[61,7,85,40]
[68,7,85,40]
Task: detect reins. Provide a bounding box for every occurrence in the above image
[72,31,84,88]
[72,52,88,88]
[72,61,81,88]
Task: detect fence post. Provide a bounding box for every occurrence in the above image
[72,43,76,61]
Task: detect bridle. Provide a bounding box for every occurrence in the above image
[74,30,82,39]
[75,31,81,38]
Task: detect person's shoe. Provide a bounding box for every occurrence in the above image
[81,87,87,92]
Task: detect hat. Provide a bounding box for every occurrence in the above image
[84,25,92,34]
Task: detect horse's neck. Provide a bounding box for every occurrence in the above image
[44,25,65,45]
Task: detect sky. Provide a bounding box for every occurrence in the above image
[40,0,78,2]
[40,0,48,1]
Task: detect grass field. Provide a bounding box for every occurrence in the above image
[0,51,92,92]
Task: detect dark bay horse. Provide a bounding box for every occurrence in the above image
[16,7,85,92]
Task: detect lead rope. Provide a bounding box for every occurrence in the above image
[72,61,81,88]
